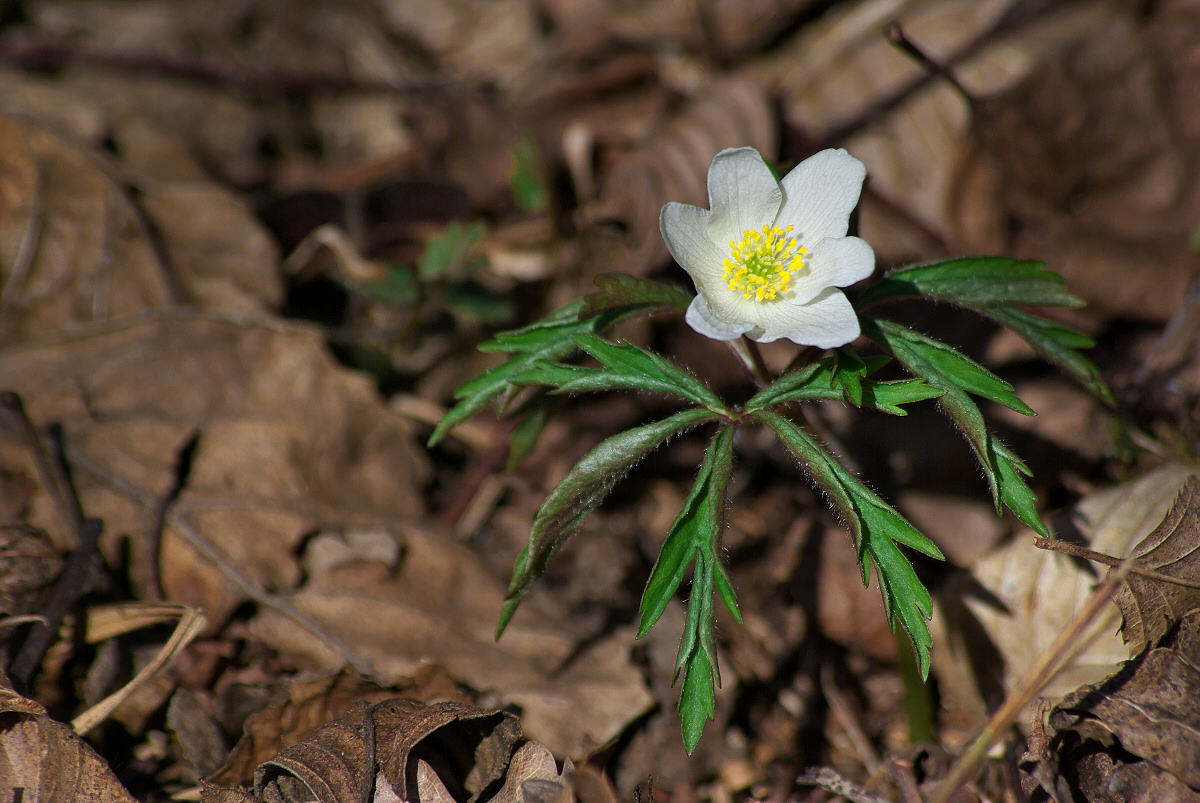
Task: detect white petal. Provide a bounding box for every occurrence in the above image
[791,235,875,304]
[751,287,861,348]
[705,147,783,252]
[775,149,866,244]
[685,294,754,341]
[660,202,724,285]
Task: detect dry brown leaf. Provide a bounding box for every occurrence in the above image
[0,311,429,626]
[580,76,775,277]
[952,6,1200,323]
[0,684,138,802]
[0,113,175,341]
[1113,477,1200,655]
[745,0,1112,262]
[246,523,654,758]
[252,699,520,803]
[0,112,282,345]
[0,523,61,616]
[1051,608,1200,793]
[932,464,1200,732]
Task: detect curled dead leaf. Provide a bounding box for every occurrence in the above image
[0,683,138,802]
[1050,609,1200,795]
[1113,477,1200,655]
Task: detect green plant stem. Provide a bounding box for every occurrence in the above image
[727,337,772,387]
[896,630,935,744]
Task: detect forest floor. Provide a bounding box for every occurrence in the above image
[1,1,1200,801]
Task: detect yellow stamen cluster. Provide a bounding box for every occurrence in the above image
[723,224,806,302]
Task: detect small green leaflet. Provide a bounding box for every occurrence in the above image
[509,137,548,212]
[428,300,654,447]
[638,425,738,637]
[745,348,941,414]
[858,256,1085,309]
[862,317,1047,535]
[512,335,728,414]
[633,426,737,753]
[419,220,486,281]
[984,306,1111,403]
[496,407,719,637]
[580,273,692,320]
[754,409,940,677]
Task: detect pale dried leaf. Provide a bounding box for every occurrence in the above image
[932,464,1200,730]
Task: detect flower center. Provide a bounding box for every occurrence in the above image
[723,225,807,302]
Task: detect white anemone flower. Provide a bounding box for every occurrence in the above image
[660,147,874,348]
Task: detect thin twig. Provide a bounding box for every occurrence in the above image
[929,568,1128,803]
[821,663,881,774]
[9,517,103,692]
[57,441,377,675]
[0,393,85,544]
[1034,537,1200,590]
[885,23,974,106]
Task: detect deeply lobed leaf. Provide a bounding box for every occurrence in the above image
[580,273,691,320]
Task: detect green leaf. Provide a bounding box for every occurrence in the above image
[509,136,549,212]
[753,409,940,675]
[443,281,516,325]
[983,306,1112,404]
[859,256,1085,308]
[677,550,717,753]
[580,273,692,320]
[496,408,718,637]
[638,425,735,637]
[861,379,944,416]
[513,335,728,414]
[746,350,879,412]
[746,349,939,417]
[419,220,486,281]
[714,560,741,623]
[506,404,551,473]
[863,317,1047,535]
[429,301,652,447]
